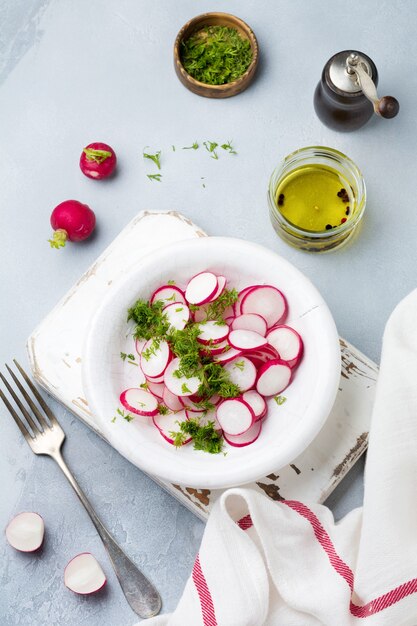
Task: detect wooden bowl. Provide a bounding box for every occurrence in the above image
[173,12,259,99]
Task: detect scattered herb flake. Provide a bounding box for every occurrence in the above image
[143,149,161,170]
[221,140,237,155]
[183,141,199,150]
[147,173,162,182]
[157,404,170,415]
[203,141,219,160]
[172,145,176,151]
[274,395,287,406]
[167,279,176,285]
[140,381,149,390]
[234,360,245,371]
[117,408,134,422]
[181,383,192,394]
[111,416,117,423]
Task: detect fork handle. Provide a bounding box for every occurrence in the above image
[51,451,161,618]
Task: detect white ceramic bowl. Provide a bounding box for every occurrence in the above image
[83,237,340,489]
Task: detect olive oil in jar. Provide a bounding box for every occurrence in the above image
[275,164,355,232]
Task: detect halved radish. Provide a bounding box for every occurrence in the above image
[228,329,268,351]
[153,410,191,445]
[141,339,171,378]
[216,398,254,435]
[207,275,226,302]
[231,314,268,337]
[150,285,186,306]
[197,321,230,345]
[163,386,183,411]
[185,272,218,305]
[163,301,190,331]
[224,357,257,391]
[241,285,288,328]
[234,286,256,316]
[120,388,159,416]
[135,338,146,357]
[213,347,243,364]
[164,358,200,396]
[256,359,292,396]
[5,512,44,552]
[242,390,267,421]
[146,380,165,399]
[266,325,304,368]
[64,553,106,595]
[224,420,262,447]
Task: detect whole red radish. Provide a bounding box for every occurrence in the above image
[49,200,96,249]
[80,142,117,179]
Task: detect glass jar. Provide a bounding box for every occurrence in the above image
[268,146,366,252]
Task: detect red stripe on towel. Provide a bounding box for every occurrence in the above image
[236,500,417,618]
[192,554,218,626]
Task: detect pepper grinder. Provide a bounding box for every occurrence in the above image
[314,50,399,132]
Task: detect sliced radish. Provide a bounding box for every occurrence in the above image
[231,313,268,337]
[163,301,190,331]
[228,329,268,351]
[256,359,292,396]
[266,325,304,368]
[242,390,267,421]
[213,347,243,364]
[64,553,106,595]
[191,409,222,431]
[140,339,171,378]
[146,380,165,399]
[234,286,256,316]
[135,338,146,357]
[243,345,280,365]
[224,357,257,391]
[180,396,205,413]
[5,512,44,552]
[163,386,183,411]
[216,398,254,435]
[224,420,262,447]
[120,388,159,416]
[185,272,218,305]
[207,275,226,302]
[164,357,200,396]
[241,285,288,328]
[150,285,186,306]
[153,409,191,445]
[197,321,230,345]
[201,338,230,356]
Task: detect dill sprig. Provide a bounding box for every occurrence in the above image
[143,149,162,169]
[204,288,238,321]
[127,299,170,340]
[147,173,162,182]
[181,25,253,86]
[171,418,224,454]
[183,141,199,150]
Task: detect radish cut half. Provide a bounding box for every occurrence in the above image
[153,410,191,445]
[163,302,190,331]
[5,512,44,552]
[164,358,200,396]
[266,325,304,368]
[241,286,288,328]
[256,359,292,396]
[224,420,262,447]
[224,357,257,391]
[228,329,268,351]
[150,285,186,306]
[185,272,218,305]
[120,388,159,416]
[140,339,171,378]
[242,390,267,421]
[197,321,230,344]
[231,314,268,337]
[216,398,254,435]
[64,553,106,595]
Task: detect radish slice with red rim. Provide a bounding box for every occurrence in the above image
[163,386,183,411]
[185,272,218,305]
[197,320,230,344]
[146,380,165,399]
[256,359,292,396]
[234,286,256,316]
[266,325,304,368]
[153,410,191,445]
[164,357,200,396]
[190,408,222,431]
[64,553,106,595]
[213,347,243,364]
[228,329,268,351]
[224,419,262,447]
[163,301,190,331]
[201,338,230,356]
[242,390,267,421]
[224,357,257,391]
[140,339,171,378]
[241,285,288,328]
[207,275,226,302]
[135,338,146,357]
[150,285,186,306]
[216,398,255,435]
[5,512,44,552]
[231,313,268,337]
[120,388,159,416]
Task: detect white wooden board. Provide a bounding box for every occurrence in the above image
[27,211,378,521]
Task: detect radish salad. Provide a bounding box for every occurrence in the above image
[118,271,304,454]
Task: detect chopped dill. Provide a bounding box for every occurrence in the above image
[147,173,162,182]
[221,140,237,155]
[204,288,238,321]
[143,149,161,170]
[157,404,170,415]
[127,300,170,340]
[167,279,176,285]
[274,395,287,406]
[171,418,224,454]
[203,141,219,160]
[183,141,199,150]
[117,408,134,422]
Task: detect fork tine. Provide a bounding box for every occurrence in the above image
[12,360,59,426]
[0,372,41,434]
[0,387,32,440]
[5,364,51,430]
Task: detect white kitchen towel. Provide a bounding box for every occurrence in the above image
[146,289,417,626]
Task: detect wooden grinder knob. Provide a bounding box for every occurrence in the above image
[375,96,400,119]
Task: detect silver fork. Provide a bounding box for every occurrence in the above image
[0,359,161,619]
